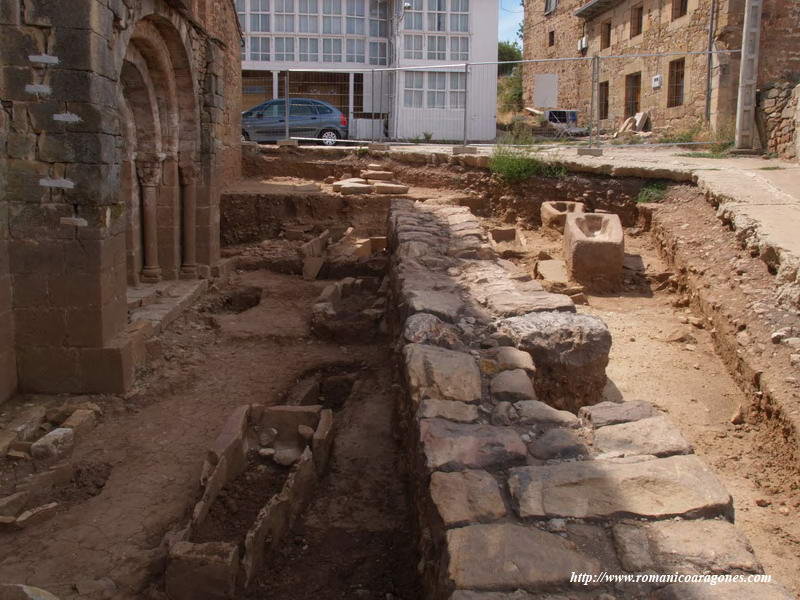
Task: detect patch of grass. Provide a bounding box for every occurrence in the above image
[758,166,784,170]
[489,145,567,183]
[354,147,368,157]
[636,181,668,203]
[675,151,729,159]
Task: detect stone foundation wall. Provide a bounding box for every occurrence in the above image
[759,81,799,160]
[387,199,793,599]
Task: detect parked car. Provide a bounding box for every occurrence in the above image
[241,98,348,145]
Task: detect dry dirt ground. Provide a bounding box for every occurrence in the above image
[0,270,419,599]
[506,219,800,597]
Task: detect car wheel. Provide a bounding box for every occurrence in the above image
[241,130,250,142]
[320,129,339,146]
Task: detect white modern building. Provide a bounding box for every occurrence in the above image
[236,0,499,141]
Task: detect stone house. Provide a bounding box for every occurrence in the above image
[0,0,242,403]
[521,0,800,157]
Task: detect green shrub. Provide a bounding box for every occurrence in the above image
[636,181,668,203]
[497,67,523,113]
[423,131,433,142]
[489,146,567,182]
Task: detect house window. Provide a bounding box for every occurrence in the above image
[672,0,688,19]
[404,34,424,59]
[346,38,366,62]
[250,0,270,32]
[346,0,365,34]
[299,0,319,33]
[600,20,611,49]
[369,41,387,64]
[274,36,294,60]
[250,36,270,61]
[449,71,466,108]
[624,71,641,117]
[323,0,342,33]
[598,80,609,119]
[369,0,388,36]
[427,0,447,32]
[544,0,557,15]
[450,0,469,32]
[548,30,555,46]
[427,72,447,108]
[322,37,342,61]
[667,58,685,107]
[299,37,319,61]
[427,35,446,59]
[404,71,424,107]
[273,0,295,32]
[450,36,469,60]
[630,3,643,37]
[405,0,423,30]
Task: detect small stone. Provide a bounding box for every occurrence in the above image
[755,498,771,507]
[531,428,589,460]
[298,425,315,441]
[30,428,74,460]
[61,408,97,440]
[258,447,275,458]
[273,446,302,466]
[490,369,536,402]
[547,518,567,533]
[0,491,29,518]
[730,405,745,425]
[258,428,278,447]
[515,401,578,428]
[419,399,479,423]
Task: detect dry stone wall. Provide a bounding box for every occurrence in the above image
[387,199,793,599]
[759,81,799,160]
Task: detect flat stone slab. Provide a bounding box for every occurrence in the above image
[579,400,659,428]
[406,289,463,322]
[361,170,394,180]
[339,182,375,195]
[612,519,760,574]
[535,259,569,283]
[404,344,481,407]
[420,419,527,471]
[419,399,479,423]
[594,415,693,458]
[491,369,536,402]
[374,182,410,194]
[445,523,601,590]
[508,455,733,520]
[484,291,575,317]
[430,470,506,527]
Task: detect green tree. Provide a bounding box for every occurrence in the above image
[498,40,522,76]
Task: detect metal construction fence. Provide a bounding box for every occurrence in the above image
[240,48,742,149]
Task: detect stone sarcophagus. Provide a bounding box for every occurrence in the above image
[540,201,585,232]
[564,213,624,291]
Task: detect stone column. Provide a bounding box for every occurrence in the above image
[179,163,199,278]
[136,159,162,283]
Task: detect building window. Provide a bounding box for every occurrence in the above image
[548,30,555,46]
[544,0,557,15]
[404,34,424,59]
[598,80,609,119]
[450,36,469,60]
[251,0,271,32]
[427,0,446,31]
[600,20,611,49]
[236,0,246,31]
[250,36,271,61]
[630,3,643,37]
[404,0,423,30]
[369,0,388,36]
[450,0,469,32]
[346,0,365,34]
[667,58,685,107]
[323,0,342,33]
[427,35,446,59]
[299,37,319,61]
[404,71,424,107]
[323,37,342,61]
[299,0,319,32]
[672,0,688,19]
[624,71,641,117]
[449,71,466,108]
[273,0,295,32]
[274,36,294,60]
[427,71,447,108]
[346,38,366,62]
[369,40,387,64]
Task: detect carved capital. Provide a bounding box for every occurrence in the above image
[136,159,162,187]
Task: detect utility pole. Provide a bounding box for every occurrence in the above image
[734,0,763,149]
